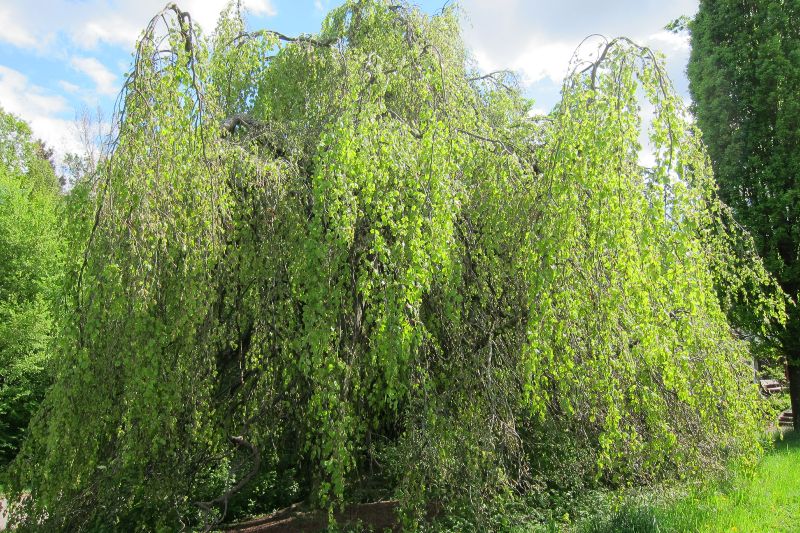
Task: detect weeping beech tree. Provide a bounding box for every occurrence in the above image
[8,1,784,530]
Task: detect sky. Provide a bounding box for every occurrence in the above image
[0,0,698,161]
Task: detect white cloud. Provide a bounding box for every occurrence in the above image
[70,57,118,97]
[73,15,145,50]
[58,80,81,93]
[0,66,68,117]
[0,65,82,155]
[461,0,699,110]
[242,0,277,17]
[527,107,549,117]
[0,0,277,52]
[473,38,575,86]
[646,30,690,52]
[0,5,41,49]
[514,41,577,86]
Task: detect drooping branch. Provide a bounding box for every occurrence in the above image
[468,70,516,92]
[222,113,263,134]
[564,35,678,177]
[232,29,336,48]
[197,435,261,531]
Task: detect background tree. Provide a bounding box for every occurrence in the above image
[688,0,800,426]
[0,107,64,465]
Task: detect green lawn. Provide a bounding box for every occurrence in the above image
[579,430,800,533]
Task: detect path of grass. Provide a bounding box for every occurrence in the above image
[580,431,800,532]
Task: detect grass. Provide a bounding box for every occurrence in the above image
[579,430,800,532]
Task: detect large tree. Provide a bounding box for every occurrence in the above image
[6,1,783,530]
[689,0,800,427]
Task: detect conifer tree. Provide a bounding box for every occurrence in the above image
[689,0,800,426]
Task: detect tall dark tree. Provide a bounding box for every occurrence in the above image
[689,0,800,426]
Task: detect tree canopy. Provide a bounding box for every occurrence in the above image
[0,107,64,466]
[5,1,785,530]
[688,0,800,427]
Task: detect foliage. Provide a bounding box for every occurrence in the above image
[6,1,784,530]
[0,107,64,466]
[688,0,800,425]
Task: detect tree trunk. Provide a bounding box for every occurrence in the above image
[788,359,800,429]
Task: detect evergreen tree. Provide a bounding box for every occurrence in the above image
[689,0,800,426]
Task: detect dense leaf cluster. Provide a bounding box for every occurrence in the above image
[7,1,784,530]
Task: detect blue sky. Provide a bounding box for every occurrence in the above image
[0,0,697,160]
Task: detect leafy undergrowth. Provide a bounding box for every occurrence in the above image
[575,430,800,533]
[227,431,799,532]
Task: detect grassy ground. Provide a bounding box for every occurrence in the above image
[579,430,800,532]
